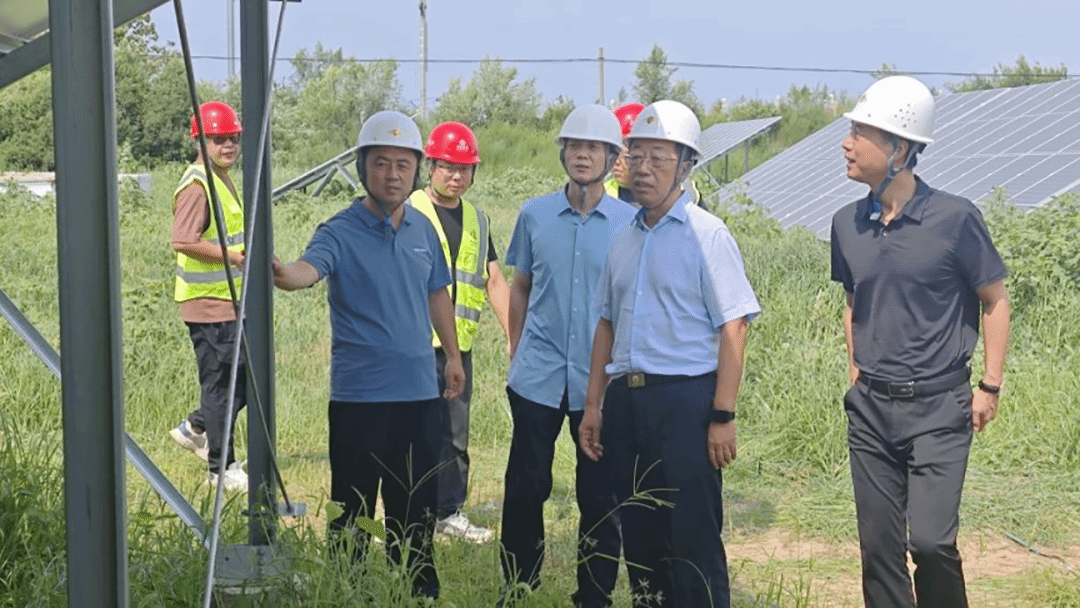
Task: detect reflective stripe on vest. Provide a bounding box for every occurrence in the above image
[408,189,489,351]
[173,165,245,302]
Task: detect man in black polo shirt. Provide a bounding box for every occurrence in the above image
[830,75,1010,608]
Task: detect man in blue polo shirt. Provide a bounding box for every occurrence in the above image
[581,100,761,608]
[499,105,636,608]
[273,110,465,601]
[831,76,1009,608]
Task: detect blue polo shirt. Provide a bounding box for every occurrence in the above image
[597,191,761,377]
[301,199,452,403]
[506,188,636,411]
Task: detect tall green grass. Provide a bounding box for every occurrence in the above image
[1,170,1078,606]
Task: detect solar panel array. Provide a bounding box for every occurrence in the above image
[695,116,782,169]
[717,78,1080,237]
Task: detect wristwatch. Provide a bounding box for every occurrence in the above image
[708,409,736,424]
[977,380,1001,395]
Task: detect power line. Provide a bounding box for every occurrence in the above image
[184,53,1077,80]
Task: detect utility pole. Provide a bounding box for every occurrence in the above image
[598,47,605,105]
[419,0,428,120]
[227,0,235,79]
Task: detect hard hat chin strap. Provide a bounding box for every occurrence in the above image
[873,135,921,205]
[659,145,694,207]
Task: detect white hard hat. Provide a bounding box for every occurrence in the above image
[844,75,935,144]
[557,104,623,149]
[357,110,425,154]
[627,100,702,159]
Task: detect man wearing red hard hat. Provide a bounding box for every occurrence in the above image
[168,101,248,492]
[604,103,645,203]
[605,102,701,207]
[408,121,511,544]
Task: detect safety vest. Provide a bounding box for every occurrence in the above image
[173,165,245,303]
[603,177,620,199]
[409,189,489,352]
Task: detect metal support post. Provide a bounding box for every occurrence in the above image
[419,0,428,120]
[598,47,605,105]
[48,0,128,605]
[240,0,277,548]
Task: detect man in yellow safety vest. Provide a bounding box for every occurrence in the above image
[168,100,248,492]
[409,121,511,543]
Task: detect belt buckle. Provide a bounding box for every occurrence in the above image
[627,372,645,388]
[888,381,915,398]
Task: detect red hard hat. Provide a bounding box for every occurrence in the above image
[190,101,243,139]
[614,103,646,138]
[425,122,480,164]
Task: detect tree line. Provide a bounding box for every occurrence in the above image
[0,16,1066,173]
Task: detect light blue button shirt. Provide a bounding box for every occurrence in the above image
[596,191,761,377]
[506,188,637,411]
[301,200,452,403]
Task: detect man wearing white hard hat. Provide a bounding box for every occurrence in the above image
[273,110,466,600]
[499,104,636,608]
[581,99,761,608]
[830,75,1010,608]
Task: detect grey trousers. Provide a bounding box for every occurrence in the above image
[845,379,973,608]
[434,348,473,519]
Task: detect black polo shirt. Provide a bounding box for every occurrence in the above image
[830,176,1008,381]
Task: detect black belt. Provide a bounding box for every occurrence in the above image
[619,371,712,389]
[858,367,970,399]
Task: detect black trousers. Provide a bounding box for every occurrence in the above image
[603,372,729,608]
[845,380,972,608]
[500,387,621,608]
[185,320,246,473]
[434,348,474,519]
[327,399,442,599]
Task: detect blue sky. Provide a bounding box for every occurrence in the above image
[150,0,1078,110]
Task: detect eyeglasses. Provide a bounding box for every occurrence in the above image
[626,153,680,168]
[434,161,473,175]
[210,134,240,146]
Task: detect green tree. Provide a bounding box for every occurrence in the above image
[631,44,703,115]
[432,58,541,127]
[289,43,345,90]
[539,96,574,132]
[948,55,1068,92]
[274,50,404,169]
[113,16,192,166]
[870,62,901,79]
[0,69,54,171]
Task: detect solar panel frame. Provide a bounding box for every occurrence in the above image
[0,0,49,52]
[694,116,782,170]
[718,78,1080,237]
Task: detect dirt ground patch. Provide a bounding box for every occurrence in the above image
[726,528,1080,607]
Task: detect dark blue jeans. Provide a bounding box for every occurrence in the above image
[603,372,729,608]
[500,387,622,608]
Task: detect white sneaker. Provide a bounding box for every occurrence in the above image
[170,420,209,461]
[435,512,493,544]
[210,462,248,492]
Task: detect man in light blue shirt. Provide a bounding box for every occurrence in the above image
[499,105,636,608]
[581,100,761,608]
[273,111,464,601]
